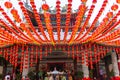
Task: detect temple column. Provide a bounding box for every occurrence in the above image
[22,55,29,79]
[111,51,120,79]
[82,63,89,77]
[82,52,90,80]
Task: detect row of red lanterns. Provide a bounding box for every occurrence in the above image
[63,0,72,42]
[94,11,120,43]
[4,1,32,43]
[76,0,108,44]
[43,10,55,44]
[19,1,43,44]
[56,0,61,43]
[30,1,49,42]
[75,4,95,41]
[0,44,120,69]
[68,4,86,44]
[0,5,32,44]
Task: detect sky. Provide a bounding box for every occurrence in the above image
[0,0,120,24]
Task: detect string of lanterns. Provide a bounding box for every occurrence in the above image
[0,0,120,46]
[0,0,120,76]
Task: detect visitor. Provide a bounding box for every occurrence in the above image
[4,73,11,80]
[61,74,66,80]
[44,74,49,80]
[38,70,43,80]
[68,74,72,80]
[49,74,53,80]
[56,74,59,80]
[65,71,68,80]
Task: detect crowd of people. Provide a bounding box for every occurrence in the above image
[43,74,72,80]
[39,67,73,80]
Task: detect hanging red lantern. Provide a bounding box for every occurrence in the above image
[111,4,118,11]
[42,4,49,11]
[81,0,87,3]
[56,0,61,4]
[92,0,97,4]
[68,0,72,2]
[68,4,72,7]
[19,2,23,5]
[11,8,18,15]
[4,1,12,9]
[106,12,113,18]
[20,23,26,30]
[0,6,3,12]
[30,0,34,2]
[116,0,120,4]
[16,18,21,23]
[103,17,108,23]
[81,52,84,64]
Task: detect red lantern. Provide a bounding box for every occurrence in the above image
[19,2,23,5]
[4,1,12,9]
[92,0,97,4]
[103,17,108,23]
[68,4,72,7]
[81,0,87,3]
[42,4,49,11]
[116,0,120,4]
[68,0,72,2]
[56,0,61,4]
[16,18,21,23]
[20,23,25,29]
[0,6,3,12]
[11,8,18,15]
[106,12,113,18]
[111,4,118,11]
[30,0,34,2]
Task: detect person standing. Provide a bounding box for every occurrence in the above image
[38,70,43,80]
[61,75,66,80]
[68,74,72,80]
[49,74,53,80]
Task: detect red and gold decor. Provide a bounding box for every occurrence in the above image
[4,1,12,9]
[42,4,49,11]
[0,0,120,79]
[0,0,119,46]
[116,0,120,4]
[111,4,118,11]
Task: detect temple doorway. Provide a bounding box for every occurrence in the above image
[47,63,65,71]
